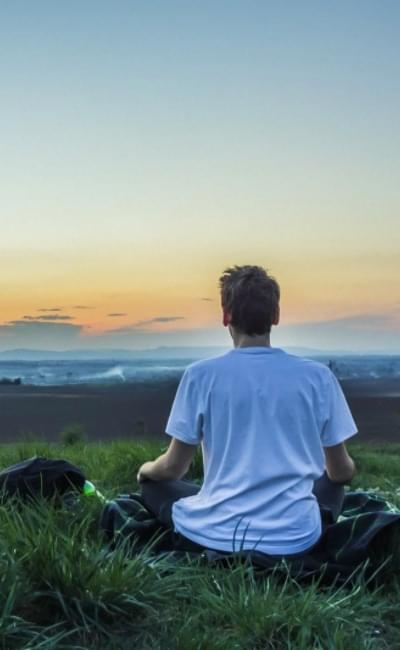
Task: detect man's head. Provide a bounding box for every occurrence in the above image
[218,265,280,337]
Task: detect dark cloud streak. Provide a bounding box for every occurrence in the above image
[37,308,62,312]
[133,316,185,326]
[104,316,185,335]
[37,315,74,321]
[16,315,75,322]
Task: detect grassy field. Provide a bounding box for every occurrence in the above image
[0,440,399,649]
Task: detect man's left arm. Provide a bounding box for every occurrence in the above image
[137,366,203,483]
[137,437,198,483]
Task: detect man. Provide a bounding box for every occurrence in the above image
[137,265,358,556]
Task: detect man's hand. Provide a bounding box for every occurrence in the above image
[136,440,197,483]
[324,447,356,485]
[136,461,155,484]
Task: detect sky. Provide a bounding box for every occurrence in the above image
[0,1,399,353]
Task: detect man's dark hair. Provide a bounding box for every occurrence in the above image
[218,265,280,335]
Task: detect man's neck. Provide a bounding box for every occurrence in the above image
[233,334,271,348]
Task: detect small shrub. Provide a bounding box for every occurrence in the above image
[59,423,87,447]
[135,417,147,436]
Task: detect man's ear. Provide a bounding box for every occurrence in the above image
[272,305,280,326]
[222,309,232,327]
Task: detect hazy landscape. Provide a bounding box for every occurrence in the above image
[0,348,399,444]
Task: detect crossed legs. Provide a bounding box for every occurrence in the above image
[139,470,345,553]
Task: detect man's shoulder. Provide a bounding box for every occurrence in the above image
[185,352,231,375]
[185,350,332,382]
[283,353,331,378]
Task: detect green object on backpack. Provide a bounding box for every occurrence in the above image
[83,480,106,501]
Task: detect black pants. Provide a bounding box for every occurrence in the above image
[139,470,345,556]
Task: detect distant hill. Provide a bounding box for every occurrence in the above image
[0,345,373,360]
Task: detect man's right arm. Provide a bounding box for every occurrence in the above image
[320,369,359,484]
[324,442,356,484]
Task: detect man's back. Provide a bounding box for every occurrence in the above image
[165,346,358,555]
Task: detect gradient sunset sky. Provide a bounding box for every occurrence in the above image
[1,1,399,353]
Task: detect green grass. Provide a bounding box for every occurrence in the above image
[0,440,399,649]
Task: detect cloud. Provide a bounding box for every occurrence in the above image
[107,312,128,317]
[101,316,186,337]
[293,312,399,332]
[72,305,94,310]
[0,320,83,349]
[37,308,62,312]
[37,314,74,321]
[274,310,400,352]
[11,315,74,323]
[101,326,150,335]
[133,316,185,326]
[201,298,213,301]
[1,309,399,353]
[89,325,228,348]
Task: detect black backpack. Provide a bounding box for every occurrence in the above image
[0,456,86,503]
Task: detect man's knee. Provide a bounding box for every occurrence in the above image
[139,478,179,500]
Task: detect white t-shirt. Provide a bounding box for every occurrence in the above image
[165,347,358,555]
